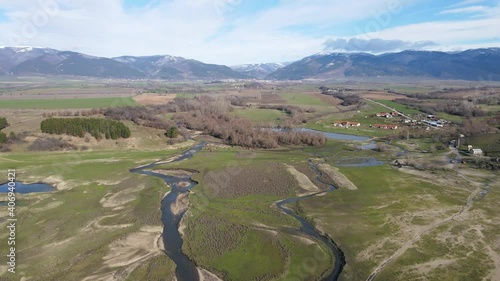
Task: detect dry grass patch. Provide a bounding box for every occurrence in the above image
[133,93,176,105]
[204,163,296,199]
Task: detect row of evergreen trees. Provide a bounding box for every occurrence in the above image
[41,118,131,140]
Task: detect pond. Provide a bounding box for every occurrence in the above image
[297,128,371,142]
[0,182,55,194]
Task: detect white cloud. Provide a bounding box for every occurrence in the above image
[439,5,489,15]
[358,16,500,52]
[323,38,436,53]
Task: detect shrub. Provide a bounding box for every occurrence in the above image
[0,132,7,144]
[28,137,75,151]
[0,117,8,130]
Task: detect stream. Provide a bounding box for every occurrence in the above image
[129,142,207,281]
[276,160,346,281]
[130,143,345,281]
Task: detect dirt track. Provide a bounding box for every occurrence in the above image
[365,172,484,281]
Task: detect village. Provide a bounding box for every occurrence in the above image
[332,110,490,157]
[333,110,451,130]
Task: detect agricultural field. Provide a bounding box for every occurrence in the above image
[374,99,423,115]
[0,97,138,109]
[279,92,326,106]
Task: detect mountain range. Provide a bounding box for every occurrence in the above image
[1,46,500,81]
[230,62,291,79]
[270,49,500,81]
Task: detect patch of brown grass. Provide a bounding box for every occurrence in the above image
[133,94,176,105]
[204,163,296,199]
[260,92,287,104]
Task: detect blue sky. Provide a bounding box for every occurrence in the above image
[0,9,8,22]
[0,0,499,64]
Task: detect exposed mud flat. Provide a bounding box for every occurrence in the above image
[80,226,164,281]
[171,192,190,216]
[318,164,358,190]
[103,227,163,267]
[284,164,320,196]
[197,268,223,281]
[151,169,197,178]
[100,184,145,209]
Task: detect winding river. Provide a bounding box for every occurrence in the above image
[130,142,207,281]
[130,143,345,281]
[276,160,346,280]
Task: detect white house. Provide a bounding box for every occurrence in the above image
[470,148,483,155]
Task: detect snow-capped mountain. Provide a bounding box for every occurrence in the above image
[231,62,290,79]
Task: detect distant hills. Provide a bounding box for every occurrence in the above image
[268,48,500,81]
[230,62,290,79]
[1,46,500,81]
[113,55,248,80]
[0,47,247,80]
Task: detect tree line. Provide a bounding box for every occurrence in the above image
[319,86,363,106]
[176,112,326,149]
[41,118,131,140]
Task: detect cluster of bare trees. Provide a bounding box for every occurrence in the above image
[319,86,363,106]
[226,95,249,106]
[259,105,316,124]
[460,119,498,136]
[473,96,500,105]
[103,106,177,130]
[176,111,326,148]
[28,137,76,151]
[42,109,103,118]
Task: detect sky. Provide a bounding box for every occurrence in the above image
[0,0,499,65]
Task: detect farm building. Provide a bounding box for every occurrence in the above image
[333,121,361,127]
[373,124,398,130]
[376,112,398,118]
[469,148,483,155]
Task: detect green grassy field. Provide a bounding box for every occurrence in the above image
[279,93,326,106]
[0,97,138,109]
[305,102,405,138]
[159,148,334,280]
[298,164,497,281]
[375,100,423,115]
[464,133,500,157]
[230,107,286,123]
